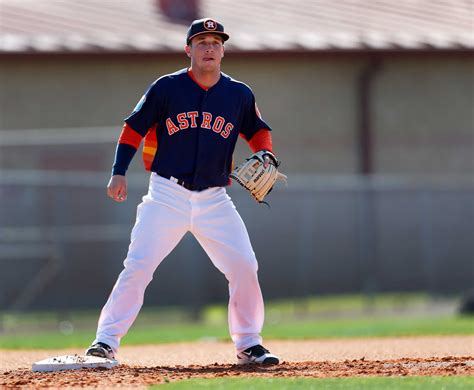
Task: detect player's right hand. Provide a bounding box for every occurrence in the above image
[107,175,128,202]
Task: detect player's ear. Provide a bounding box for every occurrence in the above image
[185,45,191,58]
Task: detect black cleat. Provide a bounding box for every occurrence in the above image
[237,344,279,365]
[85,342,115,360]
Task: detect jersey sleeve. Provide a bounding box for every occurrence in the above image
[112,142,137,176]
[244,128,273,153]
[111,123,141,176]
[111,79,163,176]
[124,80,163,136]
[239,89,272,141]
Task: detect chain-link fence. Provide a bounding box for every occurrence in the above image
[1,170,473,311]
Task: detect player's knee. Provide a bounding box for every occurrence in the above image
[225,254,258,280]
[239,254,259,275]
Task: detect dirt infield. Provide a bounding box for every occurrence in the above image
[1,336,473,388]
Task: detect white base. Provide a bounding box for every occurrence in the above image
[32,354,118,372]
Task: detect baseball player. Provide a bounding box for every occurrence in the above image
[85,18,279,365]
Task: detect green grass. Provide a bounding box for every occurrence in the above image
[263,316,474,339]
[0,294,471,349]
[150,376,474,389]
[0,315,472,350]
[202,293,436,322]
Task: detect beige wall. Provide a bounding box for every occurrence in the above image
[225,56,363,173]
[1,53,472,174]
[0,56,184,129]
[373,56,474,174]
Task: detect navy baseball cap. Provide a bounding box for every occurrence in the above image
[186,18,230,45]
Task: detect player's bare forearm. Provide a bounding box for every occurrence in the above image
[107,175,128,202]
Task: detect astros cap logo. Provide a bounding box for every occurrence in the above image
[186,18,230,44]
[204,19,217,31]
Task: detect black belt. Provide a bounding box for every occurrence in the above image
[157,174,209,192]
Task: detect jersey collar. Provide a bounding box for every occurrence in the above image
[187,68,221,91]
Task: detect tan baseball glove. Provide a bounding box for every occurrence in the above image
[230,150,287,203]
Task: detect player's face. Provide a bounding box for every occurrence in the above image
[186,34,225,72]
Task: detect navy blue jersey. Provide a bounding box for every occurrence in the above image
[123,68,271,188]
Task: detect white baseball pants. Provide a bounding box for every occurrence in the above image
[94,173,264,353]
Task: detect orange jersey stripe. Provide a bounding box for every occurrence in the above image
[243,128,273,153]
[142,124,158,171]
[118,123,143,149]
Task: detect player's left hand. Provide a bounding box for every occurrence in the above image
[263,154,271,168]
[262,151,278,168]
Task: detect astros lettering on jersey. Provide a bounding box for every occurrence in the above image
[114,68,272,188]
